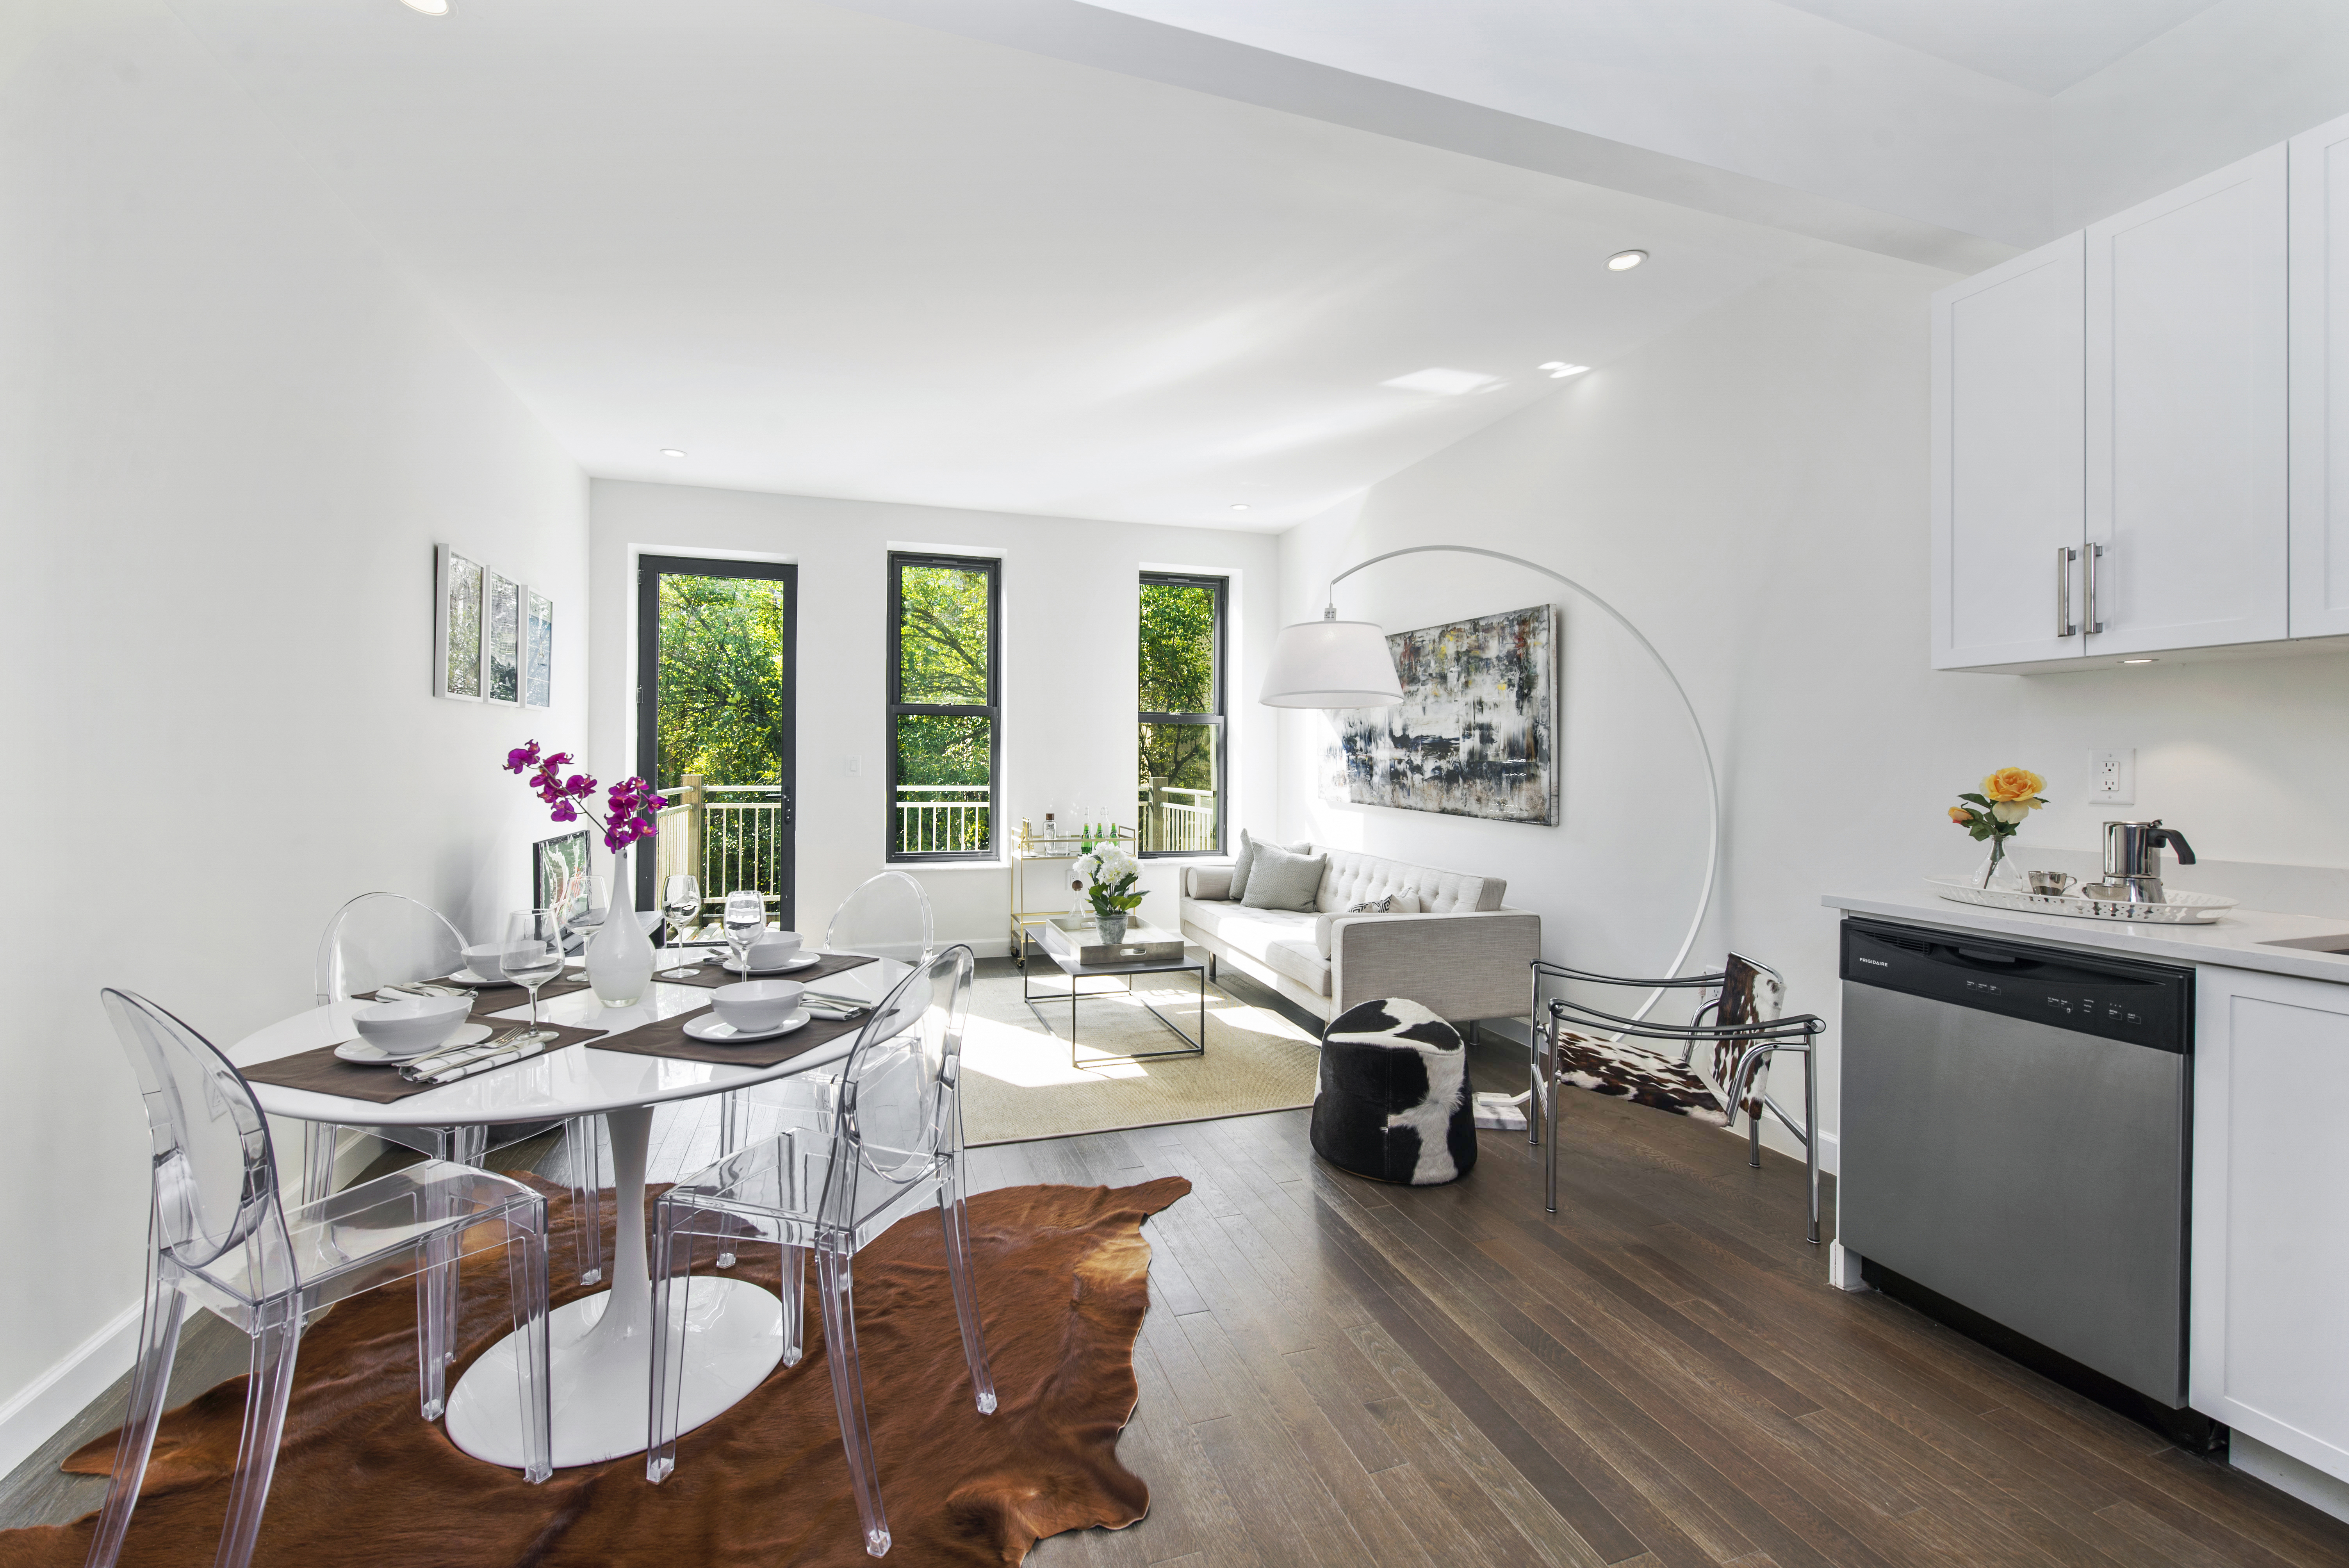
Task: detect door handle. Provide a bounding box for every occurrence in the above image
[2085,542,2105,635]
[2055,546,2078,638]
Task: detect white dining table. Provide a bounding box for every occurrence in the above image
[228,952,904,1471]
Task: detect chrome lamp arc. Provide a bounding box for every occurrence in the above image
[1258,544,1720,992]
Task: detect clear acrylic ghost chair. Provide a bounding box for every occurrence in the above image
[88,989,552,1568]
[315,892,609,1288]
[715,871,936,1164]
[648,944,991,1558]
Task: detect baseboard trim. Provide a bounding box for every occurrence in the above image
[0,1301,143,1481]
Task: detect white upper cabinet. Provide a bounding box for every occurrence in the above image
[1931,234,2085,670]
[2291,111,2349,638]
[2084,144,2289,657]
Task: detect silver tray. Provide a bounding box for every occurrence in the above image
[1927,875,2235,924]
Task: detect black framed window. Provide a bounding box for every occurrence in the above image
[1137,573,1225,856]
[888,552,1000,861]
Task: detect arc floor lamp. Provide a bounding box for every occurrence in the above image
[1256,544,1722,1000]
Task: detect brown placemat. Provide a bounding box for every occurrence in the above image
[240,1022,609,1105]
[643,950,878,991]
[589,1003,867,1069]
[426,973,594,1014]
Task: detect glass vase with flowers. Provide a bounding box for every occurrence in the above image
[1949,766,2048,889]
[1071,842,1147,946]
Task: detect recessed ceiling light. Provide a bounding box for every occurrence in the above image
[2121,657,2157,664]
[399,0,451,14]
[1607,249,1648,271]
[1230,504,1251,512]
[1538,362,1591,378]
[659,448,686,458]
[1381,367,1501,396]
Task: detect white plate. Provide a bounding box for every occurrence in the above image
[449,968,501,987]
[721,952,818,975]
[337,1023,491,1065]
[682,1009,810,1044]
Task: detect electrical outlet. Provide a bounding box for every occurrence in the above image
[2088,748,2135,806]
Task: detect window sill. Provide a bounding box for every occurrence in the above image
[889,859,1011,872]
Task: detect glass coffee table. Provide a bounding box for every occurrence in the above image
[1022,919,1210,1064]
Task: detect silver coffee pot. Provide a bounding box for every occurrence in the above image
[2089,820,2197,904]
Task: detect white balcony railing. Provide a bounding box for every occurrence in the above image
[653,780,787,918]
[895,784,991,855]
[1139,785,1216,854]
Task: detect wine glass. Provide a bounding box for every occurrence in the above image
[500,909,566,1046]
[723,889,766,975]
[657,875,702,980]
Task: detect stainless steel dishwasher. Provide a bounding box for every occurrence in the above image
[1838,916,2214,1446]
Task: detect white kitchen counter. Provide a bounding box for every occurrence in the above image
[1821,888,2349,980]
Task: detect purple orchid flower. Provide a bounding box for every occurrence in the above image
[506,743,660,849]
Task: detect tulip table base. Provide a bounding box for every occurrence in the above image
[444,1104,786,1470]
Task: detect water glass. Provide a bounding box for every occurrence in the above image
[658,875,703,981]
[501,909,566,1045]
[723,890,766,975]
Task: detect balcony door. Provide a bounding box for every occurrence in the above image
[635,556,797,930]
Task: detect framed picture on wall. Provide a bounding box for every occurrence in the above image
[485,568,522,705]
[434,545,485,701]
[525,590,554,709]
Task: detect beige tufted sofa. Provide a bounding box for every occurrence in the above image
[1179,844,1540,1025]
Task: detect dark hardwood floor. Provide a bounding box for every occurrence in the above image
[11,995,2349,1565]
[995,1090,2349,1568]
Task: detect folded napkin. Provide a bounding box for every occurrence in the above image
[399,1028,565,1086]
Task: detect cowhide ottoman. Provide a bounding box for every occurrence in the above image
[1310,998,1478,1185]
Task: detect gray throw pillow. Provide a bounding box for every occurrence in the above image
[1229,829,1307,902]
[1240,843,1328,911]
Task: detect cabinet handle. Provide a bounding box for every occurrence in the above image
[2055,547,2077,638]
[2085,542,2105,635]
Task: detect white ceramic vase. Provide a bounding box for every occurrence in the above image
[586,848,655,1007]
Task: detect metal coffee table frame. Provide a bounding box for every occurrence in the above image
[1021,922,1210,1066]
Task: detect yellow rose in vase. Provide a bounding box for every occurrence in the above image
[1982,767,2046,803]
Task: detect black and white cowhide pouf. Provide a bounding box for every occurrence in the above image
[1310,998,1478,1186]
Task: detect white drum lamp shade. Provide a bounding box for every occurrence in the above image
[1258,617,1404,707]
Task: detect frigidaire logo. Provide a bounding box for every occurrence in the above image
[1857,957,1889,967]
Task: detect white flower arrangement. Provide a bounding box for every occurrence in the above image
[1072,843,1146,917]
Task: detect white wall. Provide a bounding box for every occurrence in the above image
[0,0,587,1467]
[2054,0,2349,232]
[588,481,1278,950]
[1278,251,2349,1167]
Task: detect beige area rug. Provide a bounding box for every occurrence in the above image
[957,968,1322,1144]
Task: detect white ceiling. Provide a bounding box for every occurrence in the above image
[1768,0,2220,94]
[169,0,1833,529]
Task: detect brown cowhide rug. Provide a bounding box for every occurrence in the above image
[0,1177,1189,1568]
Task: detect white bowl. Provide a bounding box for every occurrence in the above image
[743,932,804,971]
[460,944,507,982]
[711,980,804,1035]
[351,993,474,1058]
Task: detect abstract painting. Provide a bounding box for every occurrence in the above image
[1334,604,1558,824]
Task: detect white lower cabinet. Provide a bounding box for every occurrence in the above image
[2192,965,2349,1479]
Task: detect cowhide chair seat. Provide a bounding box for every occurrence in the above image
[1549,1026,1736,1126]
[1310,997,1478,1186]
